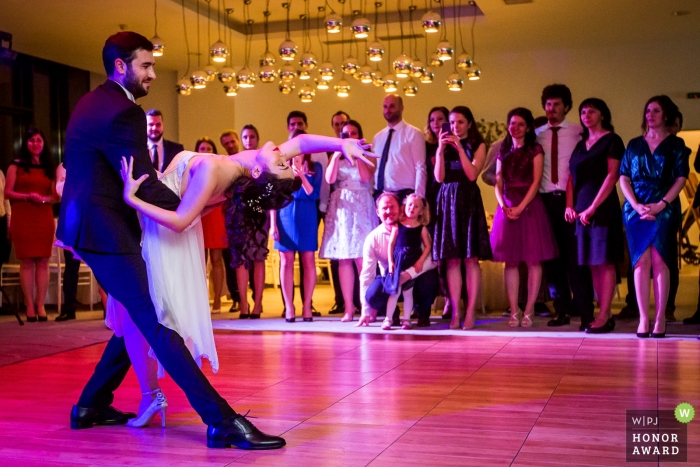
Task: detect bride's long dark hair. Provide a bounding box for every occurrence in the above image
[223,171,301,269]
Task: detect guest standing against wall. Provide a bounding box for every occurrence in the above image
[4,128,58,321]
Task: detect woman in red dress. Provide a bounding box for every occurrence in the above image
[4,128,58,321]
[194,137,228,313]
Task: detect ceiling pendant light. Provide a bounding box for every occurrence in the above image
[420,66,434,83]
[421,11,441,33]
[207,0,228,62]
[319,62,335,81]
[298,84,315,102]
[176,78,193,95]
[298,69,312,80]
[393,55,413,78]
[447,72,463,91]
[219,7,236,85]
[279,64,297,82]
[436,41,454,61]
[457,52,472,70]
[404,79,418,96]
[383,74,398,92]
[219,67,236,83]
[406,5,424,79]
[367,41,385,61]
[224,83,238,96]
[358,64,374,83]
[335,79,351,97]
[191,0,207,89]
[351,16,371,39]
[315,78,329,90]
[342,56,360,75]
[279,81,295,94]
[203,64,218,82]
[372,68,384,87]
[410,60,426,78]
[237,66,256,88]
[279,3,298,60]
[467,63,481,80]
[429,53,443,67]
[300,52,318,70]
[259,10,277,82]
[259,65,278,83]
[151,0,165,56]
[325,11,343,33]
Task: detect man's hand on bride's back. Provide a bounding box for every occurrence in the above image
[340,139,378,167]
[120,156,149,206]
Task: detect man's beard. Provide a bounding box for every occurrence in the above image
[124,68,150,99]
[148,131,163,143]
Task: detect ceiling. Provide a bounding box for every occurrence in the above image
[1,0,698,75]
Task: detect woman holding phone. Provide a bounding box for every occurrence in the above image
[433,106,492,330]
[320,120,377,322]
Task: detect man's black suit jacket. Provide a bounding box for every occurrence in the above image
[162,139,185,172]
[57,80,181,254]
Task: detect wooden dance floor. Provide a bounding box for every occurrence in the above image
[1,325,699,467]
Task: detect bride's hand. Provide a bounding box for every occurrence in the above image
[120,156,149,205]
[340,139,378,167]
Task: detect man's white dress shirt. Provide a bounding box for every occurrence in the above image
[535,120,583,193]
[372,120,427,197]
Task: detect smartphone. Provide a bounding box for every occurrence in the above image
[340,132,350,139]
[441,122,451,135]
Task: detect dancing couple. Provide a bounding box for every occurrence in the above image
[57,31,376,449]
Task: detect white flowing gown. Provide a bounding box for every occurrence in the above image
[106,151,219,376]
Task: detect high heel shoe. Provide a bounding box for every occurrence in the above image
[521,311,534,328]
[508,310,522,328]
[381,318,392,330]
[126,389,168,428]
[401,319,412,330]
[584,318,615,334]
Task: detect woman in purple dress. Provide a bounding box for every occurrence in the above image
[490,108,558,327]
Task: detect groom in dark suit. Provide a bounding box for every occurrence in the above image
[57,31,284,450]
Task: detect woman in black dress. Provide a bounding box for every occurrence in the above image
[565,98,625,334]
[434,106,492,330]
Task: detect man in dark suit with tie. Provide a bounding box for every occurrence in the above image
[57,31,284,450]
[145,109,184,172]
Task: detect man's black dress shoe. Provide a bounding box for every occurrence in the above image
[38,315,48,322]
[637,332,650,338]
[683,311,700,325]
[584,318,615,334]
[616,305,638,320]
[207,414,286,449]
[579,319,593,331]
[70,405,136,429]
[328,303,344,315]
[416,316,431,327]
[26,315,37,322]
[547,314,570,327]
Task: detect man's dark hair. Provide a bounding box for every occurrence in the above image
[287,110,308,126]
[330,111,350,125]
[102,32,154,76]
[146,109,163,118]
[540,84,573,112]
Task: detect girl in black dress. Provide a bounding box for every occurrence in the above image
[382,194,433,330]
[565,98,625,334]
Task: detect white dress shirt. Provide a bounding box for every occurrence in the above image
[148,139,164,172]
[372,120,427,197]
[309,152,330,213]
[535,120,583,193]
[359,223,435,314]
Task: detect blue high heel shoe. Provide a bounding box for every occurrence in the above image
[126,388,168,428]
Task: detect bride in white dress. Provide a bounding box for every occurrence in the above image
[114,134,376,427]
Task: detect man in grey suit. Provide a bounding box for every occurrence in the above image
[145,109,184,172]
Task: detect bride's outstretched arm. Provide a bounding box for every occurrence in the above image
[120,157,217,232]
[277,134,377,166]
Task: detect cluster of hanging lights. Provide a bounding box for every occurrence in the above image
[171,0,481,99]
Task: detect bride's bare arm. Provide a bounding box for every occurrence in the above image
[277,134,376,165]
[120,156,217,232]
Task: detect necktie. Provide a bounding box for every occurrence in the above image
[550,127,560,185]
[376,128,394,193]
[151,145,159,171]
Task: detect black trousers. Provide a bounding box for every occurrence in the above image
[221,248,240,303]
[75,249,235,425]
[540,192,595,322]
[366,268,439,320]
[62,249,81,315]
